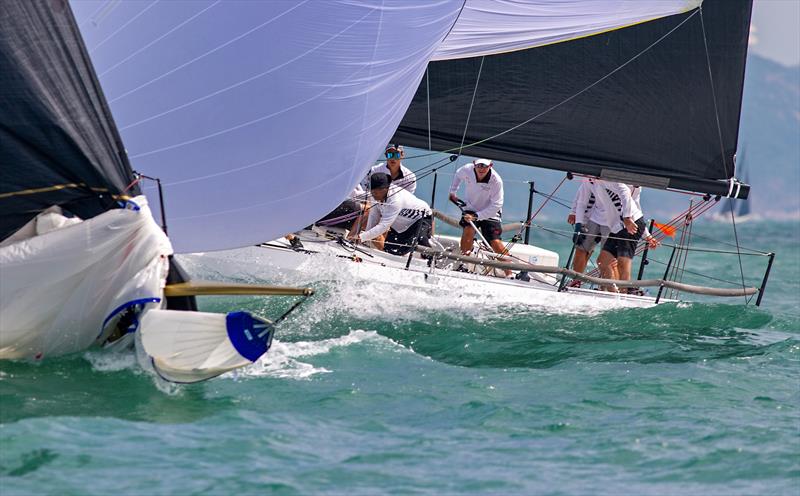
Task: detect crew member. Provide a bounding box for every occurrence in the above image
[593,181,658,290]
[362,144,417,194]
[357,173,432,256]
[567,178,610,275]
[448,158,505,257]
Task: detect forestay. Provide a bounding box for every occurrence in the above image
[70,0,696,253]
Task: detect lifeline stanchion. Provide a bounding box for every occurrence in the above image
[557,243,577,292]
[524,181,535,245]
[755,252,775,307]
[430,171,438,210]
[637,219,656,280]
[655,245,678,304]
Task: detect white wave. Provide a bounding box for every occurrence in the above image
[180,246,642,332]
[226,329,402,381]
[83,349,138,372]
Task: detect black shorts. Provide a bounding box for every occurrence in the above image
[459,211,502,242]
[385,216,432,256]
[317,199,359,230]
[602,217,646,259]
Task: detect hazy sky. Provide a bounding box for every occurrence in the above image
[750,0,800,66]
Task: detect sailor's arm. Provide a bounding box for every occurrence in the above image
[604,182,637,233]
[448,167,465,202]
[359,202,400,241]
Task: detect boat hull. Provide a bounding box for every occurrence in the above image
[180,232,666,312]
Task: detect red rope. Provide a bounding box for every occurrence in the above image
[121,177,141,194]
[582,198,716,279]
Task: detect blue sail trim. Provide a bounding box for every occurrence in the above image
[226,311,275,362]
[98,297,162,338]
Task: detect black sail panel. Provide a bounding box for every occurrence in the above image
[394,0,752,198]
[0,0,137,241]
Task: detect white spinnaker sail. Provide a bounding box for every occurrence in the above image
[71,0,697,253]
[433,0,702,60]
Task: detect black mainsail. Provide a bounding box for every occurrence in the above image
[394,0,752,199]
[0,0,137,241]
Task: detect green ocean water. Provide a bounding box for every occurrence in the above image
[1,220,798,495]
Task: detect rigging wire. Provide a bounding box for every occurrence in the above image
[699,7,748,304]
[404,8,701,161]
[458,56,485,157]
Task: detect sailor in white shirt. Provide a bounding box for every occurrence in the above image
[448,158,506,256]
[592,180,657,287]
[567,178,611,274]
[361,144,417,194]
[357,173,432,255]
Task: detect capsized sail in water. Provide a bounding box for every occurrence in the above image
[1,0,757,382]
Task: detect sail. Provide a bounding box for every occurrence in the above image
[69,0,695,253]
[395,0,753,199]
[0,0,137,241]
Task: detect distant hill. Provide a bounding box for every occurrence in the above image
[738,55,800,219]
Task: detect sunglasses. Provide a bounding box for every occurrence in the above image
[385,151,401,159]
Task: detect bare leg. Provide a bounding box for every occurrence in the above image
[616,256,633,282]
[460,225,475,254]
[572,248,590,273]
[371,233,386,252]
[597,249,618,292]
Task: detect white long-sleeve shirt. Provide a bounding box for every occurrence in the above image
[571,180,607,226]
[361,162,416,194]
[359,186,431,241]
[449,164,504,221]
[592,180,643,233]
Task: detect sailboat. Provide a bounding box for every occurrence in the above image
[221,0,764,308]
[1,0,765,383]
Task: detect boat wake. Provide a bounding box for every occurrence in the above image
[224,330,407,381]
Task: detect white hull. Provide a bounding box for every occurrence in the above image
[181,231,669,312]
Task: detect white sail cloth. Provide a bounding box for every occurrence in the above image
[71,0,696,253]
[0,197,171,359]
[432,0,701,60]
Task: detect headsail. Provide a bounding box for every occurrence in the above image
[395,0,753,199]
[70,0,697,253]
[0,0,138,241]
